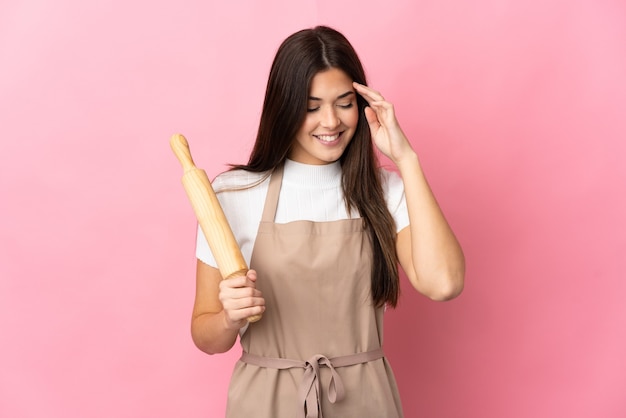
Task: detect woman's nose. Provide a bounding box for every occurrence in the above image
[320,106,340,129]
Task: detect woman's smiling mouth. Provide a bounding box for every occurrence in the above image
[314,132,343,144]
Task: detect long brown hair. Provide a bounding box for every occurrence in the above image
[232,26,399,307]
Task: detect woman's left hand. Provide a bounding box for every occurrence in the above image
[353,82,416,165]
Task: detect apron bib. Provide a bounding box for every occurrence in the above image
[226,165,403,418]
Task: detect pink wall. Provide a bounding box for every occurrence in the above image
[1,1,624,417]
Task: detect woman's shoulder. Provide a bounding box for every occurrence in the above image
[377,166,403,191]
[377,166,408,229]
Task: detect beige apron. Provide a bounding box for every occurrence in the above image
[226,165,403,418]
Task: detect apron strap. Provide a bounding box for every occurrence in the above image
[260,164,284,223]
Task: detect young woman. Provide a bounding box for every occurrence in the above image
[191,26,464,417]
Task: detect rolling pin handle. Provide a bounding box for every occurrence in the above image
[170,133,196,173]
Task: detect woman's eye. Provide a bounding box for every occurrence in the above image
[307,102,353,112]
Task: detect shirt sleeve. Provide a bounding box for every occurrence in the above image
[196,226,216,267]
[195,172,232,268]
[195,170,268,268]
[381,169,409,233]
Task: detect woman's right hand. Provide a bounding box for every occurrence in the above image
[218,269,265,330]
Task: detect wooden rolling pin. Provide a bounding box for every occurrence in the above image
[170,133,261,323]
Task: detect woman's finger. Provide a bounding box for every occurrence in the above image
[353,82,385,103]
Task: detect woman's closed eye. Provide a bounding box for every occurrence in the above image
[307,102,354,112]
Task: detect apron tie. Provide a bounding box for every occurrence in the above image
[240,348,384,418]
[299,354,345,417]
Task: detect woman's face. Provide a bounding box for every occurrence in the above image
[289,68,359,165]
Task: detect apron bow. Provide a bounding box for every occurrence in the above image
[299,354,345,418]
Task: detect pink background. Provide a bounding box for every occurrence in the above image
[1,0,625,417]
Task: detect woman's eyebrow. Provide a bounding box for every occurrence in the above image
[308,91,356,101]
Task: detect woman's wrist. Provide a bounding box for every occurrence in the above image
[394,149,420,173]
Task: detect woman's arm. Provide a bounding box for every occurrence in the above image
[353,82,465,301]
[191,261,265,354]
[394,154,465,301]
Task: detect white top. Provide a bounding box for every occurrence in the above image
[196,159,409,267]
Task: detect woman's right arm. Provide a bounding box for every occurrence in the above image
[191,260,265,354]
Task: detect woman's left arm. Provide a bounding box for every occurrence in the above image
[354,82,465,301]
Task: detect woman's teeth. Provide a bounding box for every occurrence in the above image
[316,134,340,142]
